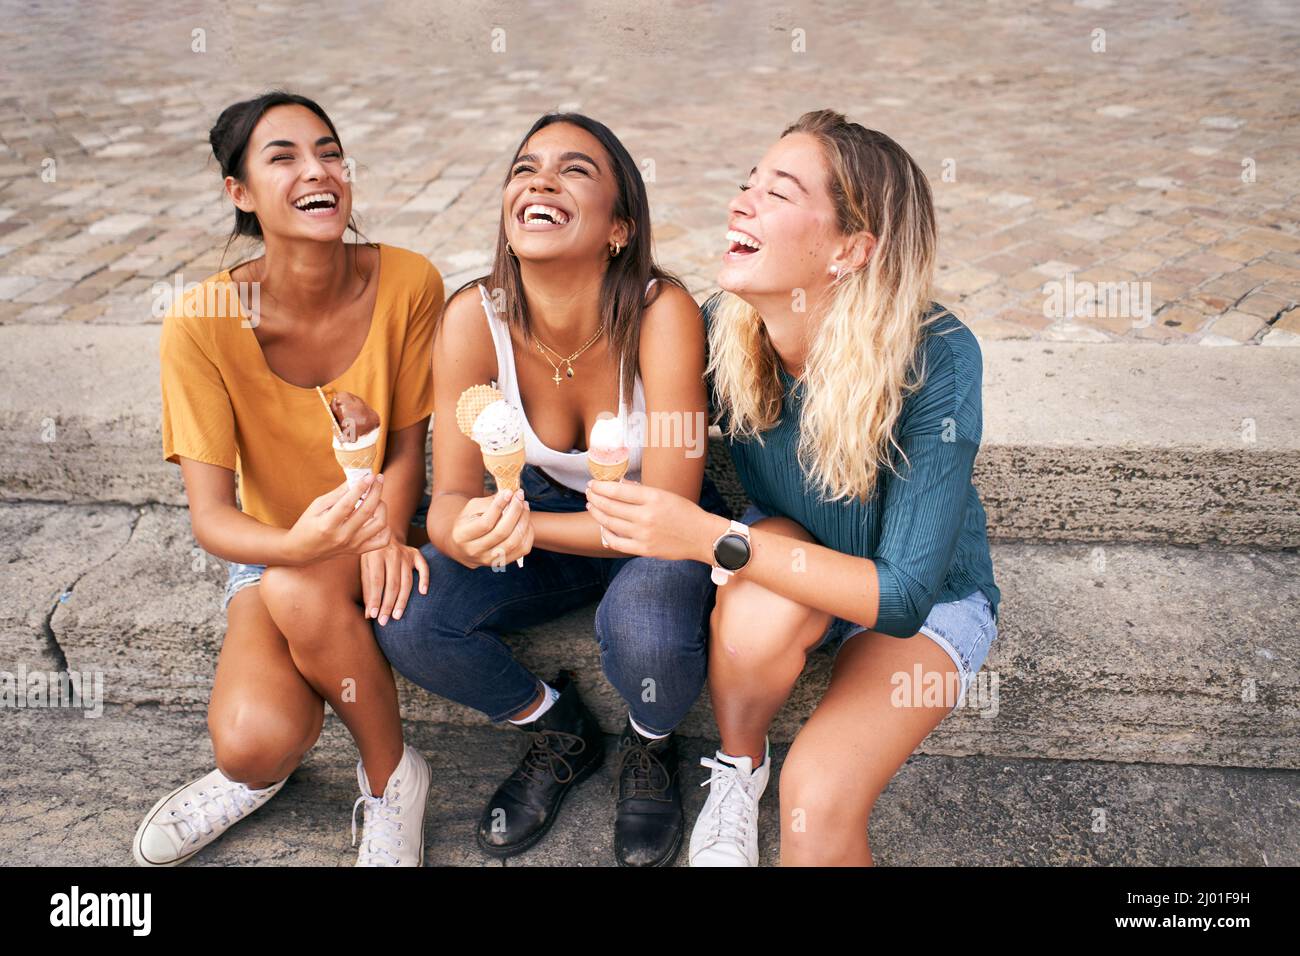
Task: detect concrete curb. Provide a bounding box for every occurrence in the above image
[3,326,1297,545]
[11,502,1296,771]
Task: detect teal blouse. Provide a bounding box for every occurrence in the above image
[704,295,1001,638]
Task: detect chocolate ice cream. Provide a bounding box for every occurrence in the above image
[329,390,380,442]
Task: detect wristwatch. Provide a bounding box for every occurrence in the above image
[710,520,752,585]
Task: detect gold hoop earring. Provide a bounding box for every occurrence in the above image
[609,241,622,258]
[506,242,516,257]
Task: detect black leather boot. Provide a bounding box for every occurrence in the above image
[611,717,683,867]
[475,671,605,858]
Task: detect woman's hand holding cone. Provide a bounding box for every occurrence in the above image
[448,487,534,570]
[284,473,392,564]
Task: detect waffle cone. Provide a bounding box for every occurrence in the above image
[588,457,629,482]
[456,384,506,437]
[334,444,377,473]
[483,441,525,493]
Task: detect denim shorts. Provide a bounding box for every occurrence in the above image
[221,491,433,611]
[738,503,998,706]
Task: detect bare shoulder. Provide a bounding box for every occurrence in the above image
[432,281,497,376]
[640,281,704,343]
[639,282,705,388]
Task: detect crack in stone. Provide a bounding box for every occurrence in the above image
[1265,303,1297,328]
[42,505,144,673]
[1227,284,1264,313]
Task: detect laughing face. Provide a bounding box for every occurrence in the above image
[719,132,845,299]
[226,104,351,242]
[503,122,627,264]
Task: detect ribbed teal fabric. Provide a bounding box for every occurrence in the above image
[705,296,1001,638]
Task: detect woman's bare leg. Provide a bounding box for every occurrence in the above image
[707,516,830,764]
[258,555,404,796]
[777,628,960,866]
[208,586,326,788]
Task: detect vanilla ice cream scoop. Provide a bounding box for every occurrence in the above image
[471,399,525,453]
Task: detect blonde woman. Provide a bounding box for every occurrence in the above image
[585,110,1001,866]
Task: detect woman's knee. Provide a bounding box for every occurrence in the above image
[710,576,827,670]
[778,751,874,861]
[595,557,710,664]
[208,699,322,784]
[259,559,356,637]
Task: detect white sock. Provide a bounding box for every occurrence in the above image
[508,682,559,725]
[628,713,670,740]
[720,748,765,773]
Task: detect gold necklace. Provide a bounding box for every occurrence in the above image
[533,326,603,386]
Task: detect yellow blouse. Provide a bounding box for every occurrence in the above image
[160,243,444,529]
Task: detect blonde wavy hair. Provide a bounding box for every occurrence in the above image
[708,110,945,503]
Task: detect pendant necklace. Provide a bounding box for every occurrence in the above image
[534,325,603,386]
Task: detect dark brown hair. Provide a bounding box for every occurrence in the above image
[208,90,368,267]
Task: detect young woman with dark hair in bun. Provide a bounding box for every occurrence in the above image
[135,91,443,867]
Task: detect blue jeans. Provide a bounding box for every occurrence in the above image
[222,492,433,611]
[373,465,732,735]
[739,503,998,706]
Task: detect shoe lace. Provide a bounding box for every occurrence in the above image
[167,780,262,847]
[517,728,587,786]
[696,756,756,849]
[351,777,404,867]
[611,736,671,802]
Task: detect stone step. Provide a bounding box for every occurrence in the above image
[2,325,1298,546]
[5,501,1296,770]
[4,705,1296,866]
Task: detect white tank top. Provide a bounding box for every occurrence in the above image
[477,281,651,493]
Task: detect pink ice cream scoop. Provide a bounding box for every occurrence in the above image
[587,416,629,467]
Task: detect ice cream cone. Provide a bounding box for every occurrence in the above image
[588,457,629,483]
[483,440,525,493]
[460,386,527,567]
[456,384,506,437]
[333,428,380,487]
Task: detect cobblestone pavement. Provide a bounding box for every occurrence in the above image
[1,0,1297,344]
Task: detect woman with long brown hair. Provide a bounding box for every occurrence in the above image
[376,112,730,867]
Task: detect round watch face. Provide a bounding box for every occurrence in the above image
[715,533,750,572]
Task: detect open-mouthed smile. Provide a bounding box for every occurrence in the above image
[724,228,763,259]
[517,202,572,231]
[292,191,339,218]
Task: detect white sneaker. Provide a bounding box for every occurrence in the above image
[688,737,771,867]
[132,769,287,866]
[352,743,430,866]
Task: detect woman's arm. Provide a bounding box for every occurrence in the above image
[531,283,708,557]
[588,331,980,637]
[426,288,533,568]
[180,457,301,564]
[179,456,388,566]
